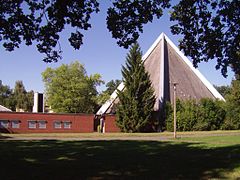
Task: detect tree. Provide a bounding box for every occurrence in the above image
[107,0,170,48]
[214,85,231,98]
[105,79,121,95]
[0,80,33,111]
[96,79,121,106]
[25,90,34,112]
[42,61,103,113]
[108,0,239,77]
[1,1,239,76]
[0,80,15,110]
[14,80,27,111]
[165,98,226,131]
[0,0,99,62]
[170,0,240,77]
[116,43,156,132]
[224,75,240,129]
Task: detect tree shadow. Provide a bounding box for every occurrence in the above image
[0,140,239,179]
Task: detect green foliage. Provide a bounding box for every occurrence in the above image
[214,85,231,98]
[165,98,226,131]
[14,81,27,110]
[25,91,34,112]
[0,80,11,106]
[0,0,99,62]
[223,77,240,130]
[42,61,103,113]
[1,0,238,76]
[13,81,34,112]
[194,99,225,131]
[170,0,240,76]
[97,79,121,106]
[0,80,15,110]
[107,0,170,48]
[108,0,239,76]
[105,79,121,95]
[116,43,156,132]
[96,92,110,106]
[0,80,33,111]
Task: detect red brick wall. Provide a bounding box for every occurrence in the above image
[0,112,94,133]
[105,115,121,132]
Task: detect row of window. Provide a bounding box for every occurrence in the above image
[0,120,72,129]
[0,120,20,129]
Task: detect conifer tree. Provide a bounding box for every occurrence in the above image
[116,43,156,132]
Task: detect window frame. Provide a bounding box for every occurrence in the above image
[0,120,9,128]
[63,121,72,129]
[38,120,47,129]
[11,120,20,129]
[54,121,62,129]
[28,120,37,129]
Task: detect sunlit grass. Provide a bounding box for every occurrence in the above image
[1,130,240,139]
[0,132,240,179]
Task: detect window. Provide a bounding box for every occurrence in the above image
[54,121,61,129]
[63,121,71,129]
[28,121,37,129]
[11,120,20,128]
[39,120,47,129]
[0,120,9,128]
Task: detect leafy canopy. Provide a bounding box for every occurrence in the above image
[1,0,239,76]
[224,75,240,129]
[96,79,121,106]
[117,43,156,132]
[42,61,103,113]
[165,98,226,131]
[0,0,99,62]
[0,80,33,111]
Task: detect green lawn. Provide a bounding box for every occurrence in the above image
[0,133,239,179]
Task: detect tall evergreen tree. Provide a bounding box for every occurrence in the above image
[116,43,156,132]
[14,81,27,111]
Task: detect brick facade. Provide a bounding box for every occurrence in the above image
[0,112,120,133]
[105,115,121,132]
[0,112,94,133]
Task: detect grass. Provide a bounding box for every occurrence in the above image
[0,132,240,179]
[1,130,240,139]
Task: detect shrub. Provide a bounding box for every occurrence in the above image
[165,98,226,131]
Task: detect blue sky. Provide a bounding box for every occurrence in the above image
[0,2,234,93]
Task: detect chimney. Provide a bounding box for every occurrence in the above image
[33,92,44,113]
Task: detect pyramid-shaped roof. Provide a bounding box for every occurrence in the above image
[0,105,12,112]
[97,33,224,115]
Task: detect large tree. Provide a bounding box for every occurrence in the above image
[97,79,121,106]
[0,0,99,62]
[169,0,240,77]
[0,80,33,111]
[1,0,239,76]
[42,61,103,113]
[0,80,15,110]
[105,79,121,95]
[13,80,33,111]
[224,75,240,129]
[116,43,156,132]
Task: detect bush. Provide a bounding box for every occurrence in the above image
[222,78,240,130]
[165,98,226,131]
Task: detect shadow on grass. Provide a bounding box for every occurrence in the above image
[0,140,239,179]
